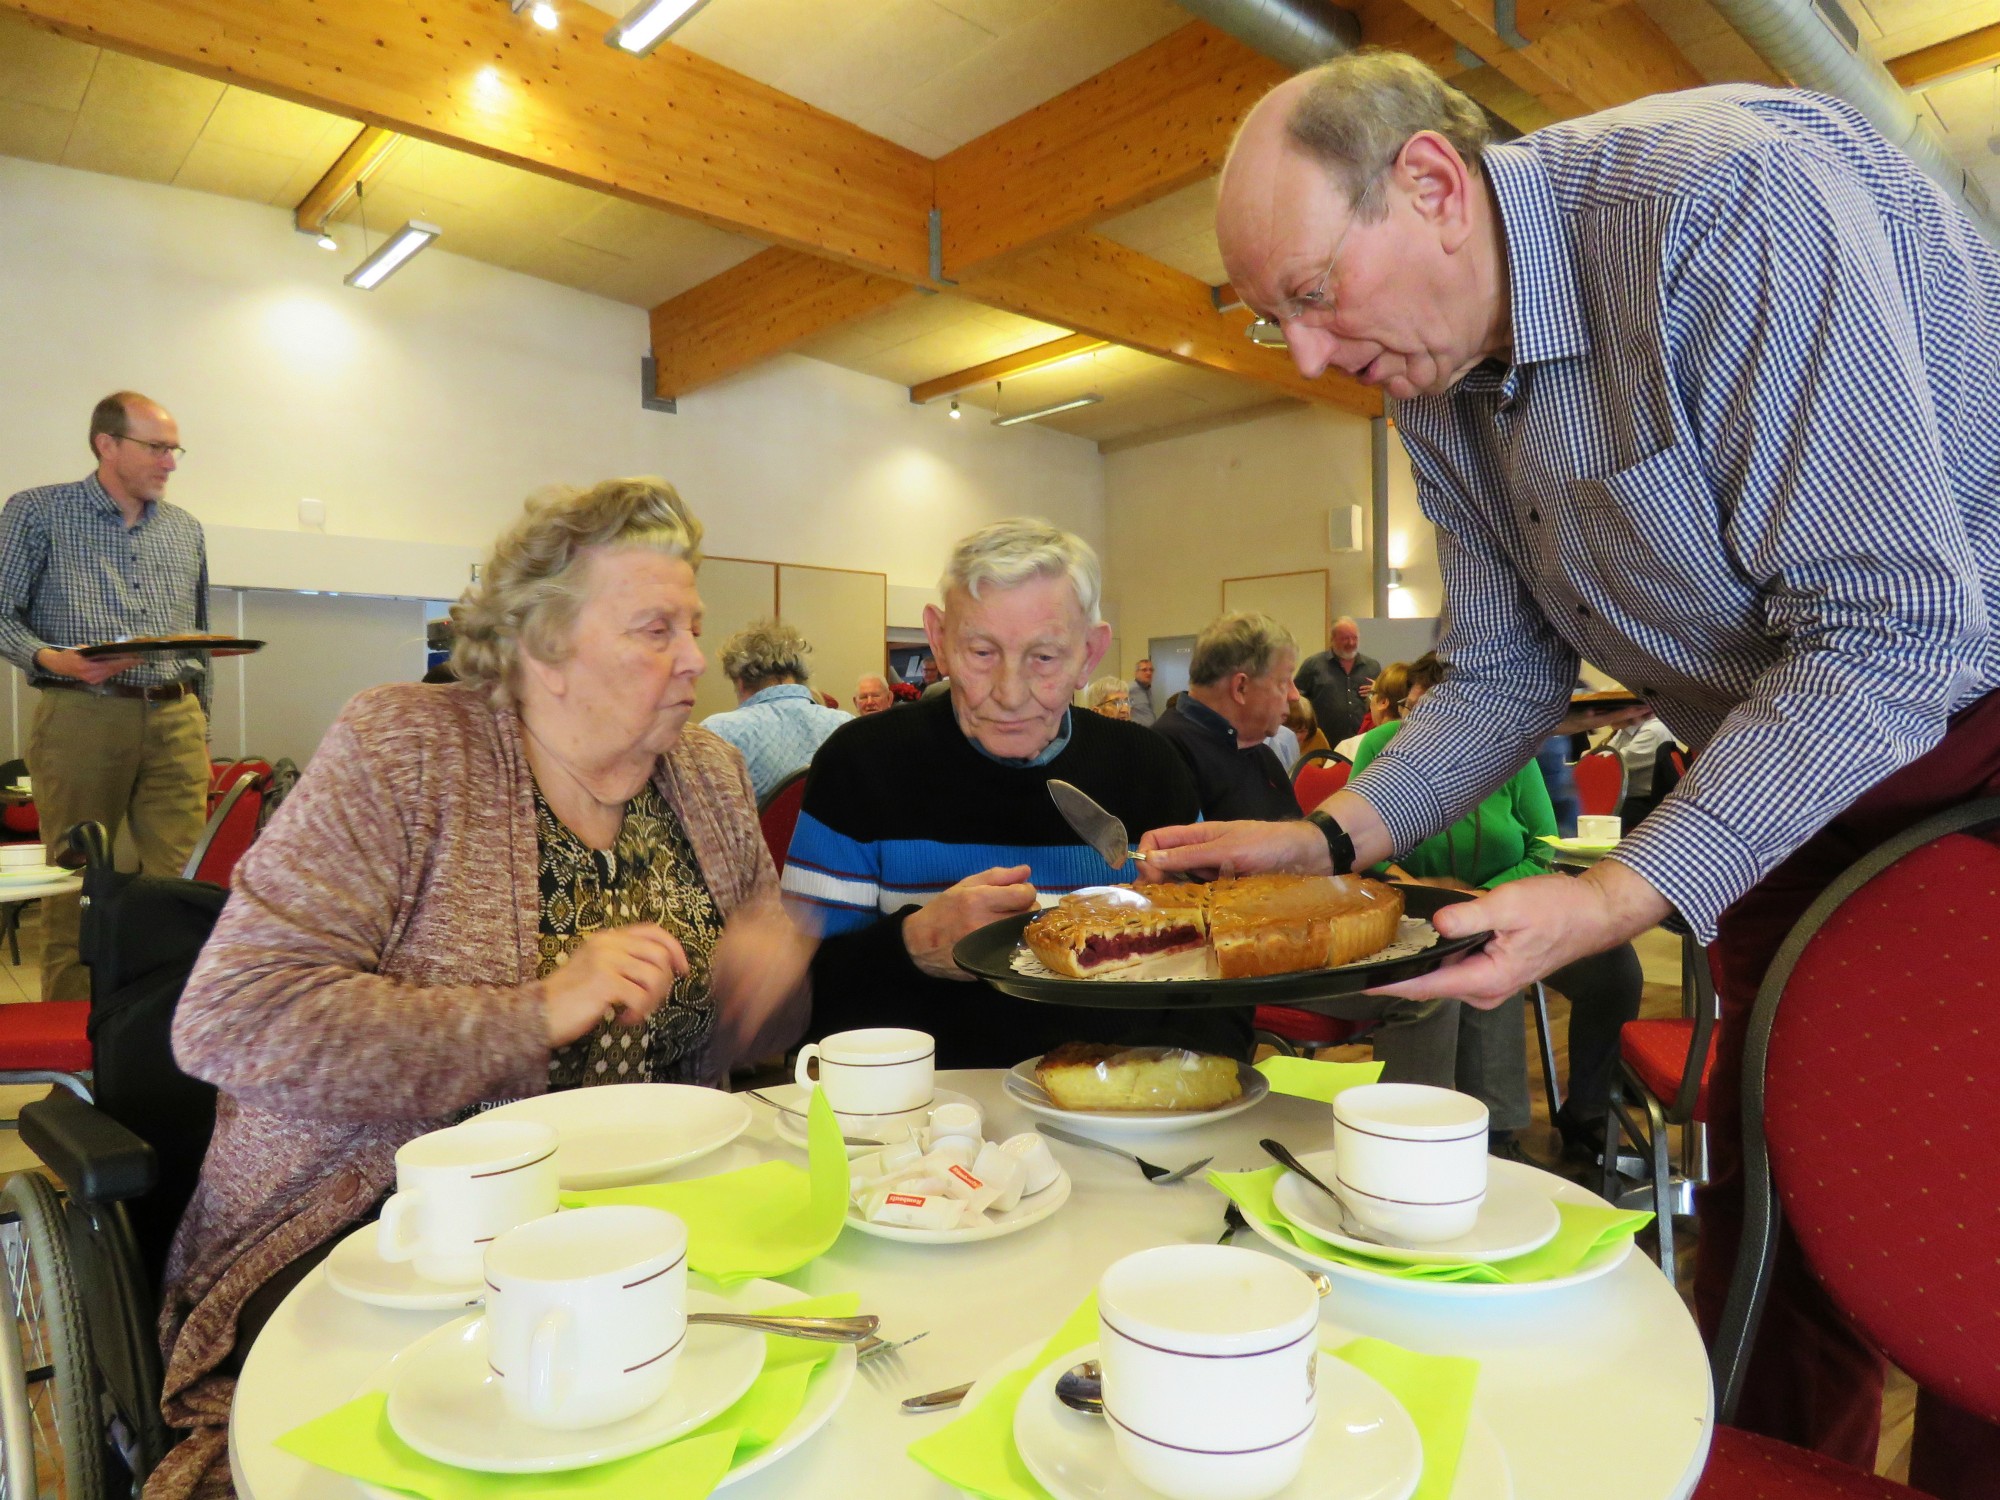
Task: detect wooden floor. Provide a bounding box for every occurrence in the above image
[0,910,1918,1485]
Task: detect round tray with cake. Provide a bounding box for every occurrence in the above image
[952,876,1488,1009]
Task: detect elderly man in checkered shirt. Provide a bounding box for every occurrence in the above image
[1139,54,2000,1486]
[0,392,212,1000]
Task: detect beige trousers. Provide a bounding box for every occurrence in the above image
[28,688,209,1000]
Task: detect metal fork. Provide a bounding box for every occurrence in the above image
[1036,1124,1212,1185]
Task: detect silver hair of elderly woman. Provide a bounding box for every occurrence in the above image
[719,618,814,688]
[1082,676,1129,710]
[449,476,703,706]
[938,516,1103,622]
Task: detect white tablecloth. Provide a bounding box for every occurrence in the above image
[229,1069,1713,1499]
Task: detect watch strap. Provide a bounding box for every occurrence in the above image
[1305,810,1356,876]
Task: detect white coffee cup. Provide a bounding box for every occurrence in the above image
[483,1205,688,1429]
[13,776,28,795]
[1576,813,1622,842]
[1332,1083,1488,1242]
[1098,1244,1319,1500]
[377,1118,559,1284]
[0,845,42,870]
[793,1027,934,1115]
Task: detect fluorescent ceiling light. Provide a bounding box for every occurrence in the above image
[606,0,713,55]
[344,220,441,290]
[992,394,1102,428]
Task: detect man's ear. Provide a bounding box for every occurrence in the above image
[1079,621,1112,683]
[1397,130,1476,253]
[922,603,948,674]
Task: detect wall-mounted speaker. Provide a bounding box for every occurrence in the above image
[1328,504,1364,553]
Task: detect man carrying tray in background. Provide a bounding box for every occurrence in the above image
[0,391,212,1000]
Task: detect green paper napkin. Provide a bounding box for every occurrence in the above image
[1333,1337,1479,1500]
[905,1293,1100,1500]
[1254,1055,1385,1103]
[275,1293,859,1500]
[561,1089,847,1285]
[1209,1165,1653,1283]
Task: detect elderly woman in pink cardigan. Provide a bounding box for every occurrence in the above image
[149,477,814,1499]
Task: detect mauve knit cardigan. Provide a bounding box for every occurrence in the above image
[148,681,786,1499]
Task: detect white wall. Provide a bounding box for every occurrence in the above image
[0,157,1103,612]
[1100,404,1442,675]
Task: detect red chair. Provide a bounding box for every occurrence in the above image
[758,769,809,874]
[0,1000,93,1115]
[1572,747,1627,817]
[181,771,267,887]
[1698,796,2000,1499]
[1290,749,1350,812]
[1252,1007,1362,1056]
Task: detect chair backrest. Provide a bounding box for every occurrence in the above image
[1572,748,1627,816]
[1714,797,2000,1425]
[183,771,267,885]
[758,768,810,872]
[0,756,34,839]
[70,821,225,1292]
[1291,750,1350,811]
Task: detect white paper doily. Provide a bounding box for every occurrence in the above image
[1009,915,1439,982]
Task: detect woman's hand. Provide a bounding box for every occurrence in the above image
[710,902,816,1066]
[903,866,1036,979]
[542,922,689,1047]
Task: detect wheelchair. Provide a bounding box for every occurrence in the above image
[0,822,224,1498]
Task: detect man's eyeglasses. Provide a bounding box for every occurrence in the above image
[114,436,186,460]
[1244,188,1376,348]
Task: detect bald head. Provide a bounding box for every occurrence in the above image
[89,391,180,509]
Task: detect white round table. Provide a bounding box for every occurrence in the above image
[0,872,80,904]
[229,1069,1713,1500]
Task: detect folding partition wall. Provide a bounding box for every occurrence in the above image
[689,558,888,724]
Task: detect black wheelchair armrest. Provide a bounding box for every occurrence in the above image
[19,1089,157,1204]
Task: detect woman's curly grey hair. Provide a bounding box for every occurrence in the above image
[451,477,704,706]
[719,619,813,690]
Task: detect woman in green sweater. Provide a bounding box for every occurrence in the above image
[1352,656,1642,1163]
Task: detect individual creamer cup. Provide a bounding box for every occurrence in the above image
[1001,1132,1061,1195]
[937,1159,1004,1215]
[863,1188,963,1230]
[928,1101,984,1144]
[921,1137,980,1173]
[971,1140,1027,1213]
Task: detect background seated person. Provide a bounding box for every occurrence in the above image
[1354,655,1642,1163]
[1082,675,1132,719]
[703,618,852,801]
[1154,612,1304,822]
[152,479,813,1499]
[1335,661,1409,760]
[854,673,894,715]
[1283,695,1330,763]
[1598,712,1680,829]
[781,518,1246,1067]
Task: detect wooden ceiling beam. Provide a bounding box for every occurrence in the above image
[294,125,398,236]
[1887,23,2000,89]
[0,0,936,280]
[1385,0,1701,116]
[955,231,1382,418]
[909,334,1111,405]
[648,248,920,401]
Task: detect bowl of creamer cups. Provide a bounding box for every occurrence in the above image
[1331,1083,1489,1243]
[1097,1244,1320,1500]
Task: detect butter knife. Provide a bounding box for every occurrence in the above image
[1047,779,1151,869]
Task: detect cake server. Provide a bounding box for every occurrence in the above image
[1047,779,1153,868]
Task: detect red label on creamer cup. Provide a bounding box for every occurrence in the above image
[885,1193,926,1207]
[949,1164,982,1188]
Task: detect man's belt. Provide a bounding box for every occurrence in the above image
[41,678,196,703]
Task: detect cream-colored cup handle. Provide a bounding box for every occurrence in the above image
[794,1045,822,1090]
[376,1190,423,1263]
[527,1307,576,1424]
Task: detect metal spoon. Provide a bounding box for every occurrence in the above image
[686,1311,878,1342]
[1258,1138,1417,1251]
[1054,1359,1104,1416]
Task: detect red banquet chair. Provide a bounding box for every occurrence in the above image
[758,769,809,874]
[1572,747,1627,817]
[1290,749,1350,812]
[182,769,268,887]
[1695,795,2000,1499]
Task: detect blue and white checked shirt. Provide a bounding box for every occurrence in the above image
[0,474,211,710]
[1353,85,2000,941]
[701,684,852,803]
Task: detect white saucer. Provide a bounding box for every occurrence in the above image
[1242,1159,1635,1298]
[0,864,67,883]
[322,1222,487,1312]
[481,1084,751,1189]
[382,1293,764,1472]
[357,1275,854,1497]
[960,1344,1511,1500]
[1014,1342,1421,1500]
[761,1083,973,1154]
[1274,1153,1562,1265]
[1003,1057,1270,1136]
[845,1167,1072,1245]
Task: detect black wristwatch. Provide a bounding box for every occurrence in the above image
[1305,811,1356,875]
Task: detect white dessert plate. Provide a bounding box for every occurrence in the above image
[846,1167,1072,1245]
[1273,1152,1562,1265]
[357,1276,853,1497]
[1242,1158,1634,1298]
[1003,1056,1269,1136]
[482,1084,750,1189]
[1013,1341,1420,1500]
[958,1343,1511,1500]
[762,1083,974,1155]
[322,1222,487,1312]
[0,864,69,883]
[382,1292,764,1473]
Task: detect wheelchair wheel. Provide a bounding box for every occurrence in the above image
[1,1171,103,1499]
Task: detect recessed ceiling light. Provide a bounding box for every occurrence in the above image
[605,0,715,56]
[345,221,442,290]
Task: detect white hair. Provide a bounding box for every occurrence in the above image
[939,517,1102,624]
[1082,676,1128,709]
